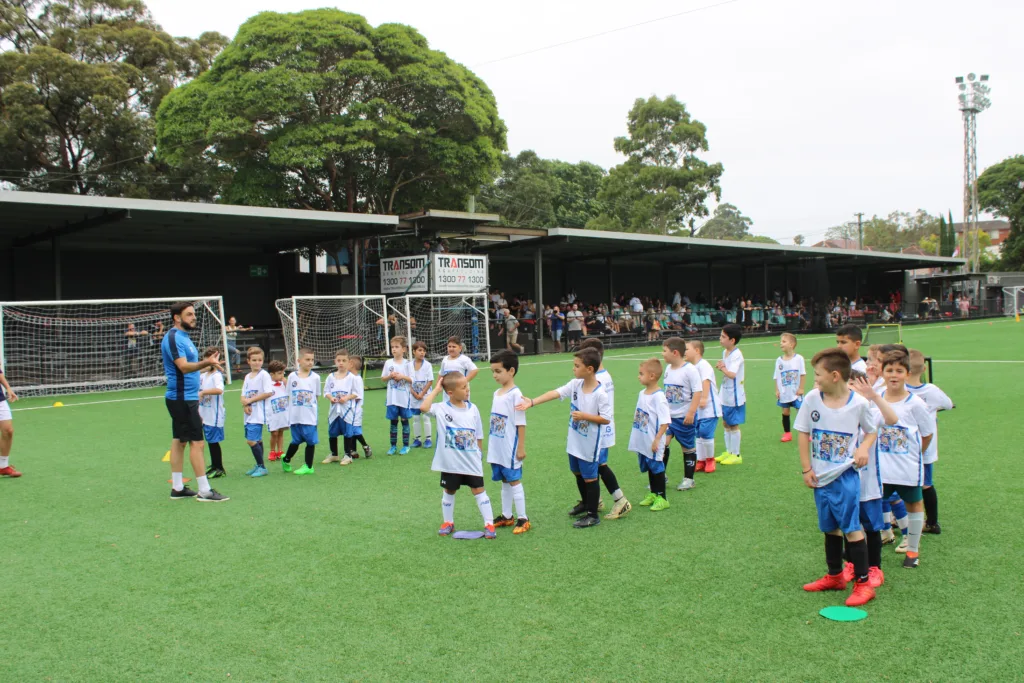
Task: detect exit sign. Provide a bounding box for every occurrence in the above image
[249,264,269,278]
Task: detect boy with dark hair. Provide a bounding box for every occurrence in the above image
[265,360,289,461]
[685,339,720,473]
[282,348,320,475]
[409,341,434,449]
[661,337,702,491]
[198,347,227,478]
[517,348,611,528]
[488,350,530,534]
[323,349,359,465]
[716,324,746,465]
[347,356,372,458]
[578,337,631,519]
[633,358,672,511]
[836,324,867,376]
[382,336,414,455]
[906,349,953,535]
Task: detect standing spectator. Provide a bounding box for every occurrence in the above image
[503,308,524,354]
[565,304,584,351]
[958,296,970,319]
[550,306,565,353]
[125,322,149,376]
[225,316,252,368]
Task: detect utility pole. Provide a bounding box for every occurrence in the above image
[855,213,864,250]
[955,73,991,292]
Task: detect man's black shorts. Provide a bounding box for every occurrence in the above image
[439,472,484,491]
[166,399,203,442]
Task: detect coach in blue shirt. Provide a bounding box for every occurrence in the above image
[162,301,229,502]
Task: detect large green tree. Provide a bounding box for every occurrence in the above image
[0,0,226,197]
[698,202,752,240]
[156,9,506,214]
[590,95,723,234]
[978,155,1024,270]
[481,150,604,228]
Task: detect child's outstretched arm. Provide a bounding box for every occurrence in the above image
[515,389,560,412]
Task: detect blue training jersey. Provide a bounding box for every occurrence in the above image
[162,328,200,401]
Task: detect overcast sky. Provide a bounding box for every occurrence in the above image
[147,0,1023,243]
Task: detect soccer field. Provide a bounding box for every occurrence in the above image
[4,319,1022,681]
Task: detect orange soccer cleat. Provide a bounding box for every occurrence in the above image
[803,573,848,592]
[846,581,876,607]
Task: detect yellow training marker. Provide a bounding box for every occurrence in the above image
[162,451,171,462]
[53,401,64,407]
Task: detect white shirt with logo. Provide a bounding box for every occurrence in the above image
[629,389,671,458]
[905,382,952,464]
[773,354,806,404]
[663,363,702,419]
[287,371,320,426]
[874,391,935,487]
[198,370,225,428]
[696,358,721,420]
[487,387,526,469]
[794,388,877,488]
[267,380,290,431]
[324,371,358,422]
[382,358,413,409]
[596,368,616,448]
[556,379,612,462]
[430,401,485,476]
[409,360,435,410]
[242,369,273,425]
[720,348,746,407]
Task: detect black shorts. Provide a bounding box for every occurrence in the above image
[567,330,582,343]
[439,472,485,491]
[166,399,204,443]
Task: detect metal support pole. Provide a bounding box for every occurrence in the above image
[763,259,768,304]
[707,263,713,303]
[534,247,544,355]
[52,235,62,300]
[855,213,864,250]
[353,240,361,296]
[309,244,318,295]
[606,257,613,307]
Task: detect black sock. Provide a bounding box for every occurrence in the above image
[598,464,619,495]
[249,442,264,468]
[867,530,882,568]
[651,472,667,498]
[574,474,587,501]
[355,434,368,448]
[782,413,791,433]
[304,445,315,468]
[923,486,938,525]
[683,450,696,479]
[284,443,299,463]
[344,436,355,455]
[825,534,844,575]
[585,479,600,518]
[329,437,339,457]
[209,442,223,470]
[390,420,398,446]
[847,538,869,583]
[662,445,670,470]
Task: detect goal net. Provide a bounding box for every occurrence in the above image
[275,296,388,370]
[1003,286,1024,318]
[387,294,491,363]
[864,323,902,345]
[0,296,228,398]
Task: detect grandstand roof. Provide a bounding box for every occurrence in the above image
[479,227,966,271]
[0,191,399,253]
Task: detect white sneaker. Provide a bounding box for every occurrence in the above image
[895,537,909,554]
[880,529,895,544]
[339,455,353,465]
[322,455,340,464]
[604,497,631,520]
[677,478,695,491]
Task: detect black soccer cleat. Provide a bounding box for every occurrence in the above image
[208,468,227,479]
[196,488,230,502]
[572,515,601,529]
[363,445,373,459]
[903,555,919,569]
[568,500,587,517]
[923,522,942,535]
[170,486,198,500]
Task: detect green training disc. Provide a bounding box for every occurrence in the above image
[819,606,867,622]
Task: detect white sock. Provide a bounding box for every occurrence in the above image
[696,438,708,461]
[442,492,455,524]
[512,483,527,519]
[475,491,494,526]
[171,471,184,491]
[733,430,742,455]
[501,482,514,518]
[883,511,893,525]
[422,416,432,439]
[896,513,909,534]
[0,455,9,468]
[196,475,211,494]
[705,438,716,461]
[411,417,421,439]
[724,431,734,454]
[612,488,624,502]
[907,511,925,553]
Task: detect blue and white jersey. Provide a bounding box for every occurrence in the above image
[906,382,953,465]
[556,378,611,462]
[198,370,225,428]
[851,358,868,376]
[629,389,671,458]
[695,359,721,420]
[381,358,413,409]
[662,363,702,419]
[773,354,806,404]
[287,371,320,427]
[719,348,745,407]
[324,371,358,422]
[875,391,935,487]
[242,369,273,425]
[487,387,526,469]
[349,375,365,427]
[409,360,435,410]
[440,354,475,378]
[596,368,616,448]
[430,400,484,476]
[794,389,877,488]
[162,328,200,401]
[267,380,290,431]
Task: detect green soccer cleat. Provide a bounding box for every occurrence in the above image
[650,495,671,511]
[639,492,658,507]
[720,454,743,466]
[281,460,293,473]
[293,465,315,475]
[715,452,731,463]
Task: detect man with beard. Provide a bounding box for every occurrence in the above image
[162,301,229,502]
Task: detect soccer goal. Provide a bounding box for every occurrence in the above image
[0,296,229,398]
[387,294,491,362]
[275,295,389,370]
[1002,286,1024,319]
[864,323,902,345]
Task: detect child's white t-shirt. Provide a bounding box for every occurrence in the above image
[720,348,746,407]
[198,370,225,428]
[287,371,320,426]
[794,388,877,488]
[242,369,273,425]
[409,360,435,410]
[324,371,357,422]
[556,378,612,462]
[267,379,290,431]
[851,358,868,376]
[696,358,721,420]
[663,363,702,419]
[773,354,807,404]
[430,400,484,476]
[595,368,616,448]
[440,354,476,378]
[349,375,365,427]
[875,391,935,487]
[381,358,413,409]
[629,389,671,458]
[487,387,526,470]
[905,382,952,464]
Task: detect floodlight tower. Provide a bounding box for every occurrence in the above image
[955,73,991,280]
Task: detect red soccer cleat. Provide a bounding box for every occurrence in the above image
[803,572,848,592]
[0,465,22,478]
[781,432,793,443]
[704,458,716,473]
[868,566,885,588]
[846,581,876,607]
[437,522,454,536]
[695,460,705,472]
[842,562,855,583]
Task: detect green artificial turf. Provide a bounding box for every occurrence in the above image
[3,319,1022,681]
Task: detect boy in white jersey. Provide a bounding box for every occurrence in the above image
[348,357,372,458]
[633,358,672,511]
[409,341,435,449]
[0,364,20,478]
[265,360,289,461]
[859,351,935,569]
[796,348,894,607]
[240,346,274,478]
[438,336,478,390]
[487,350,530,534]
[716,324,746,465]
[774,332,806,443]
[836,324,867,378]
[281,348,320,475]
[579,337,631,520]
[198,347,227,478]
[685,340,720,473]
[907,349,952,535]
[517,348,611,529]
[420,373,494,539]
[661,337,702,491]
[382,336,414,455]
[323,349,360,466]
[866,345,909,547]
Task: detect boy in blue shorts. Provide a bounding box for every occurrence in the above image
[633,358,672,511]
[906,349,953,535]
[487,350,530,534]
[774,332,806,443]
[198,347,227,478]
[282,348,320,475]
[579,337,630,520]
[716,324,746,465]
[323,349,360,465]
[382,336,414,455]
[661,337,702,491]
[240,346,274,478]
[685,340,720,473]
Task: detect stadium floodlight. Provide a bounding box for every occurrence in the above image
[956,72,992,280]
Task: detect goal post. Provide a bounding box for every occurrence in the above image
[387,293,491,363]
[1003,286,1024,319]
[0,296,229,398]
[864,323,902,345]
[275,295,389,370]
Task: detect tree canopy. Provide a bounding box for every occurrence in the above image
[156,9,507,214]
[823,210,938,252]
[978,155,1024,270]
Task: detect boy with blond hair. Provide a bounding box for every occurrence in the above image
[774,332,806,443]
[684,340,720,473]
[241,346,274,477]
[905,349,952,535]
[661,337,702,491]
[632,358,672,511]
